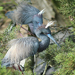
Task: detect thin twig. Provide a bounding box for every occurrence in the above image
[20,25,35,36]
[34,61,45,69]
[59,30,68,44]
[43,62,48,75]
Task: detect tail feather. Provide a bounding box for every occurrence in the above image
[1,48,11,67]
[1,61,11,67]
[5,11,14,19]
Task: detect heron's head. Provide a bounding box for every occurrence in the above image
[32,9,45,30]
[32,15,43,29]
[35,21,60,47]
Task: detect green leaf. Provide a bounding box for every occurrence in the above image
[0,7,3,11]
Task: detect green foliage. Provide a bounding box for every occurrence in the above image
[0,6,3,11]
[0,0,16,19]
[54,40,75,75]
[25,56,34,75]
[0,27,16,51]
[0,46,22,75]
[0,26,20,75]
[54,0,75,34]
[49,1,75,74]
[39,39,75,75]
[0,0,75,75]
[0,24,36,75]
[0,6,3,18]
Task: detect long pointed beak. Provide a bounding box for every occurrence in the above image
[47,34,60,47]
[38,23,41,26]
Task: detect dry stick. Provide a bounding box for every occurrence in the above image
[59,30,68,44]
[43,62,48,75]
[34,53,39,68]
[34,61,45,69]
[20,25,35,36]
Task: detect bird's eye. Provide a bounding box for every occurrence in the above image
[36,22,39,23]
[47,33,49,34]
[41,32,43,34]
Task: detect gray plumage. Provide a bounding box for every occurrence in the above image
[2,25,59,69]
[2,37,39,67]
[5,2,43,33]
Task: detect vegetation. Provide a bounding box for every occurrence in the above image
[39,39,75,75]
[53,0,75,32]
[0,0,75,75]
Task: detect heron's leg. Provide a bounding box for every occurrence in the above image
[17,61,25,74]
[15,59,26,73]
[34,53,39,68]
[18,65,24,74]
[18,65,22,71]
[12,65,17,70]
[8,23,16,33]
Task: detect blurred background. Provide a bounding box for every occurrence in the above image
[0,0,75,75]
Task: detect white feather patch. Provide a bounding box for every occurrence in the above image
[45,21,56,28]
[38,9,45,15]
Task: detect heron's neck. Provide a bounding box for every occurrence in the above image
[37,34,50,52]
[28,23,34,34]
